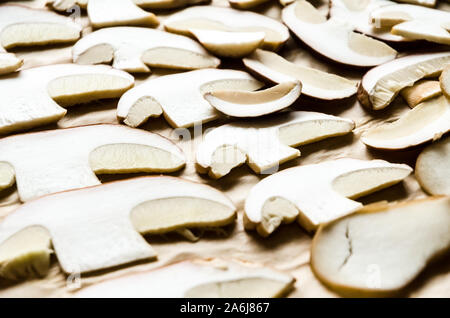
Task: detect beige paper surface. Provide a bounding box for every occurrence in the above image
[0,0,448,298]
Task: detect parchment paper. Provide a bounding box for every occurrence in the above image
[0,0,448,298]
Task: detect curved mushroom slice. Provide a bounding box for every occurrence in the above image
[244,158,412,237]
[311,197,450,295]
[394,0,436,6]
[0,177,235,279]
[118,69,263,128]
[189,29,265,58]
[416,137,450,195]
[281,1,397,67]
[0,124,185,202]
[400,80,441,108]
[0,5,81,51]
[134,0,209,9]
[48,0,88,11]
[75,259,294,298]
[243,49,358,101]
[0,64,133,135]
[0,52,22,75]
[196,112,355,179]
[164,6,290,51]
[228,0,271,9]
[204,82,301,118]
[440,65,450,98]
[72,27,219,73]
[358,52,450,110]
[362,95,450,149]
[87,0,159,28]
[392,20,450,45]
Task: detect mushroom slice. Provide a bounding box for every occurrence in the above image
[0,177,235,279]
[0,52,23,75]
[358,52,450,110]
[281,1,397,67]
[164,6,290,51]
[362,95,450,149]
[0,124,185,202]
[87,0,159,28]
[0,64,134,135]
[196,112,355,179]
[72,27,219,73]
[244,158,412,236]
[189,29,265,58]
[392,20,450,45]
[134,0,209,9]
[228,0,271,9]
[440,65,450,98]
[394,0,436,6]
[311,197,450,295]
[416,137,450,195]
[48,0,89,11]
[400,80,441,108]
[243,49,358,101]
[117,69,263,128]
[75,259,294,298]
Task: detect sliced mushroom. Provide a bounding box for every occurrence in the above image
[394,0,436,6]
[48,0,88,11]
[416,137,450,195]
[440,64,450,97]
[117,69,263,128]
[228,0,271,9]
[0,124,185,202]
[72,27,220,73]
[87,0,159,28]
[243,49,358,101]
[400,80,441,108]
[311,197,450,295]
[204,82,301,118]
[196,111,355,179]
[49,0,208,11]
[74,259,294,298]
[0,64,134,135]
[244,158,412,236]
[362,95,450,149]
[0,52,22,75]
[164,5,290,51]
[282,0,397,67]
[358,52,450,110]
[0,177,235,279]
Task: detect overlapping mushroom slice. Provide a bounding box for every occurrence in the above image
[416,137,450,195]
[49,0,208,11]
[400,80,442,108]
[75,259,294,298]
[371,4,450,45]
[0,177,236,279]
[243,49,358,101]
[358,52,450,110]
[196,112,355,179]
[228,0,271,9]
[440,64,450,97]
[395,0,436,6]
[72,27,219,73]
[281,1,397,67]
[311,197,450,296]
[87,0,159,28]
[117,69,263,128]
[244,158,412,237]
[48,0,88,11]
[164,6,290,51]
[362,95,450,149]
[0,64,134,134]
[204,82,301,118]
[0,51,22,75]
[0,124,186,202]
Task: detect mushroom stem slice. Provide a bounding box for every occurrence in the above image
[400,80,441,108]
[311,197,450,295]
[204,82,301,118]
[0,177,236,278]
[74,259,294,298]
[362,95,450,150]
[245,158,412,236]
[0,52,22,75]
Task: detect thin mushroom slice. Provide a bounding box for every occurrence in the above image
[0,64,134,135]
[440,65,450,98]
[0,124,185,202]
[74,259,294,298]
[163,6,290,51]
[392,20,450,45]
[362,95,450,150]
[243,49,358,101]
[416,137,450,195]
[48,0,89,11]
[0,52,22,75]
[0,177,235,279]
[394,0,436,6]
[281,0,397,67]
[134,0,209,9]
[87,0,159,29]
[72,27,219,73]
[244,158,412,237]
[358,52,450,110]
[311,197,450,296]
[196,111,355,179]
[229,0,271,9]
[204,82,301,118]
[400,80,441,108]
[117,69,263,128]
